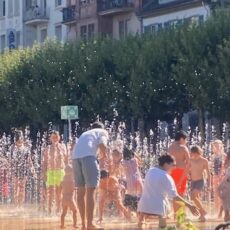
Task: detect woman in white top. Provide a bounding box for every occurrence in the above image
[137,154,199,228]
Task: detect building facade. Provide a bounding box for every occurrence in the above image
[0,0,217,53]
[23,0,67,46]
[0,0,69,52]
[0,0,23,52]
[63,0,142,41]
[139,0,210,33]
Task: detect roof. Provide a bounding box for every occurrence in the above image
[139,0,207,17]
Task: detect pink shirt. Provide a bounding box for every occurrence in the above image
[122,158,143,196]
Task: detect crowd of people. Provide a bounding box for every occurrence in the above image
[0,123,230,230]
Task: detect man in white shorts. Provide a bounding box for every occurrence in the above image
[72,121,108,230]
[137,154,199,228]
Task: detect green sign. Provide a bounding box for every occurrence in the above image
[61,106,79,120]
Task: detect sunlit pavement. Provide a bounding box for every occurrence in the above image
[0,205,223,230]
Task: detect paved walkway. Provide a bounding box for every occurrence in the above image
[0,205,223,230]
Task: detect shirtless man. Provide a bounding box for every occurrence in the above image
[168,131,190,196]
[190,145,210,222]
[43,130,67,214]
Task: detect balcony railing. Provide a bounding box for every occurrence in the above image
[24,7,49,25]
[97,0,134,15]
[62,6,77,24]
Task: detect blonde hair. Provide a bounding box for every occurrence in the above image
[212,139,223,146]
[211,139,224,154]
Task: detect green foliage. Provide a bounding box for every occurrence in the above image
[0,9,230,130]
[163,202,198,230]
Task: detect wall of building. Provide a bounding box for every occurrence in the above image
[143,5,210,28]
[113,11,140,39]
[0,0,24,52]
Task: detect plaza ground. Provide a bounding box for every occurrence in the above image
[0,205,223,230]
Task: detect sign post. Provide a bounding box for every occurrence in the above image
[61,106,79,141]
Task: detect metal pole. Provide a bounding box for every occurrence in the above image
[68,119,72,142]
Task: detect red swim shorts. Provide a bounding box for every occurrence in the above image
[171,168,188,196]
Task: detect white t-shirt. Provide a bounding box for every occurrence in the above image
[72,128,108,159]
[138,167,177,216]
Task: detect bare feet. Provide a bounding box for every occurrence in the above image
[96,218,103,225]
[87,223,104,230]
[137,222,143,228]
[198,216,206,222]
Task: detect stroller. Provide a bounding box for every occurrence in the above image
[215,222,230,230]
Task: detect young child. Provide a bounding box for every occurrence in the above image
[190,145,210,222]
[210,140,226,218]
[122,147,143,212]
[60,165,77,229]
[0,155,9,203]
[110,149,127,195]
[218,167,230,222]
[98,149,130,223]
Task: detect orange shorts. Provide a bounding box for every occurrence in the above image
[171,168,187,196]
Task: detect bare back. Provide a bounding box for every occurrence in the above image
[190,157,209,181]
[61,176,75,198]
[168,141,190,168]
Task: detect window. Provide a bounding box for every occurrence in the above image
[199,15,204,24]
[80,0,87,6]
[25,0,33,10]
[119,19,130,39]
[40,28,47,42]
[80,25,87,41]
[0,0,6,17]
[55,25,62,41]
[16,31,20,48]
[14,0,20,16]
[119,21,124,39]
[0,34,5,53]
[55,0,62,7]
[88,24,94,40]
[8,0,13,17]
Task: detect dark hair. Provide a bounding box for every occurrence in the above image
[100,170,109,179]
[50,130,60,135]
[123,147,134,160]
[175,130,188,141]
[15,130,24,142]
[190,145,203,155]
[158,154,175,166]
[91,121,104,129]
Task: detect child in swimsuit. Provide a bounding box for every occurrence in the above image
[122,147,143,212]
[218,167,230,222]
[211,140,226,218]
[60,165,77,229]
[190,146,210,222]
[98,149,130,222]
[43,131,67,214]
